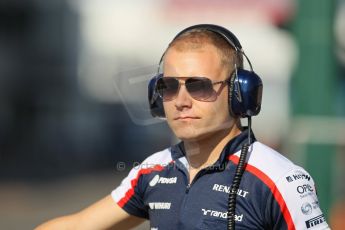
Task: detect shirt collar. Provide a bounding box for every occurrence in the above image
[170,128,256,166]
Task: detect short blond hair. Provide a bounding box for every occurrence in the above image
[166,29,243,74]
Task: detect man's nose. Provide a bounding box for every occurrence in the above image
[174,84,192,109]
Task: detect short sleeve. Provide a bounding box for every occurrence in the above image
[111,149,172,219]
[111,165,149,219]
[269,167,330,230]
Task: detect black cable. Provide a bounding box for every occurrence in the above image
[227,117,251,230]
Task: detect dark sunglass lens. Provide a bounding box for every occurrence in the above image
[157,78,179,101]
[186,78,214,101]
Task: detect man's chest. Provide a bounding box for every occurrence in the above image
[142,168,266,230]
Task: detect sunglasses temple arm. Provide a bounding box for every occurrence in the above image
[216,81,228,96]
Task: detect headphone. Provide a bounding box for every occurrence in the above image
[148,24,263,119]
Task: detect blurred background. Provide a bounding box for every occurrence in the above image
[0,0,344,229]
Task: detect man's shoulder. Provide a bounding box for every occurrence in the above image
[251,141,295,165]
[140,147,174,168]
[111,147,174,207]
[245,143,329,230]
[244,141,306,183]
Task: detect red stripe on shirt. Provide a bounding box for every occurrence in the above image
[229,154,295,230]
[117,164,166,208]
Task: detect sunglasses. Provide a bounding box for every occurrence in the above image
[156,76,230,102]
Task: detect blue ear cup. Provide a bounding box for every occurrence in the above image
[229,69,263,118]
[148,74,165,118]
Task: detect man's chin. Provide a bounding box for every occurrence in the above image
[174,125,232,143]
[175,130,216,142]
[174,130,200,142]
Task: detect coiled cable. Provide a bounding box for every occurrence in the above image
[227,117,251,230]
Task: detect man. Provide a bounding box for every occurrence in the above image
[36,25,330,229]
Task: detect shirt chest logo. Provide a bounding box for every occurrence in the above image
[201,208,243,222]
[149,175,177,187]
[212,184,249,198]
[149,202,171,210]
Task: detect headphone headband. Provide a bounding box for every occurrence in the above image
[157,24,244,73]
[172,24,242,51]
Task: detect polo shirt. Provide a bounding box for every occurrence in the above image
[112,130,330,229]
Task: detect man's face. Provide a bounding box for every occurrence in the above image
[163,44,234,142]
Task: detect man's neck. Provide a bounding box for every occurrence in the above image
[183,125,242,170]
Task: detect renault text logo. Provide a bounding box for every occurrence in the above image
[212,184,249,198]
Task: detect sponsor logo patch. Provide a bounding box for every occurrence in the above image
[305,214,326,228]
[286,171,311,183]
[212,184,249,198]
[297,184,314,194]
[301,202,313,215]
[148,202,171,210]
[301,201,321,215]
[286,176,293,182]
[296,184,315,198]
[149,175,177,187]
[201,208,243,222]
